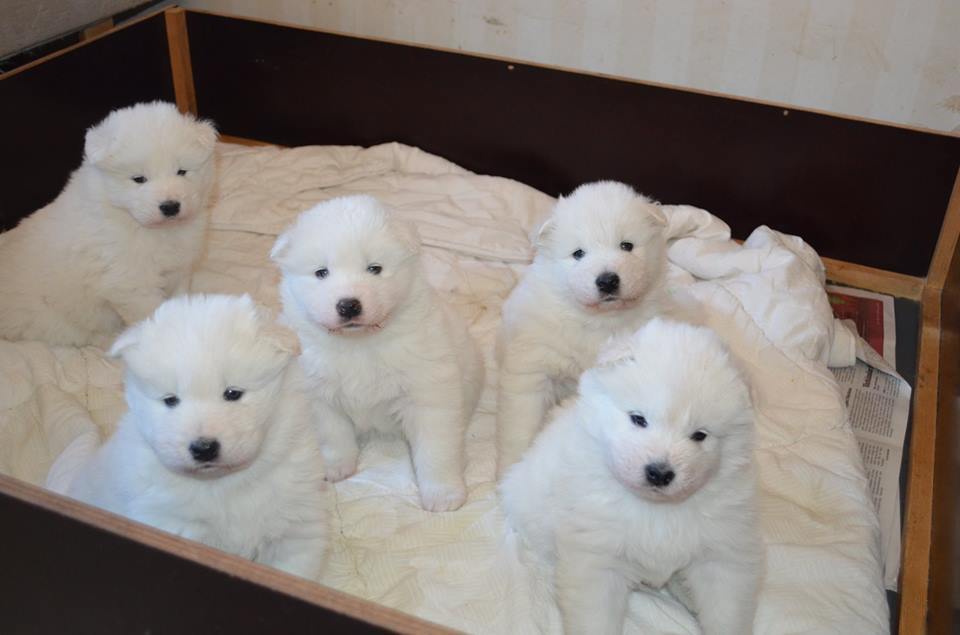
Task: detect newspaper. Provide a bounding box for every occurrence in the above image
[827,285,911,591]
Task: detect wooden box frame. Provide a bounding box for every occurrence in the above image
[1,7,958,633]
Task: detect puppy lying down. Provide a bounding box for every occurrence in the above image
[0,102,217,347]
[47,294,329,580]
[501,319,762,635]
[273,195,484,512]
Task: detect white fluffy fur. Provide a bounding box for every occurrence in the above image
[501,319,762,635]
[496,181,667,476]
[0,101,217,347]
[273,195,484,512]
[47,294,329,579]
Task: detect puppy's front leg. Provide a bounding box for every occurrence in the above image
[401,397,466,512]
[313,399,360,482]
[556,550,630,635]
[677,556,760,635]
[496,362,550,478]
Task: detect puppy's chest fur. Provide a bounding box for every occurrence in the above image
[128,452,321,559]
[305,342,408,433]
[96,216,205,289]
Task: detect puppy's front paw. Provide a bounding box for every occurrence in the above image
[322,451,358,482]
[418,479,467,512]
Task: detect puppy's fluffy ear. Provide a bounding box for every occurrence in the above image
[594,334,636,367]
[109,322,144,358]
[192,117,219,158]
[270,230,293,263]
[253,302,301,356]
[84,116,116,165]
[535,218,556,248]
[263,319,302,356]
[646,201,668,228]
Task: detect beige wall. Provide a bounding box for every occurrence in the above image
[180,0,960,133]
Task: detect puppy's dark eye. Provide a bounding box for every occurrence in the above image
[162,395,180,408]
[691,431,708,442]
[620,241,634,252]
[132,176,147,184]
[629,412,647,427]
[572,249,585,260]
[223,388,244,402]
[367,264,383,275]
[315,268,329,279]
[176,169,187,176]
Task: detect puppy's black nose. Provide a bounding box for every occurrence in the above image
[596,271,620,295]
[645,463,675,487]
[336,297,363,319]
[159,200,181,217]
[189,437,220,463]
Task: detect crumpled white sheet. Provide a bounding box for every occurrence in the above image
[0,142,886,634]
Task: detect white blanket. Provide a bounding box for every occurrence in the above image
[0,142,887,634]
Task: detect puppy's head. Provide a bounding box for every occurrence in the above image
[84,101,218,227]
[578,319,753,503]
[536,181,666,312]
[109,294,300,478]
[271,195,421,336]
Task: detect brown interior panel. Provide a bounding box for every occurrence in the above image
[0,14,175,231]
[0,486,395,634]
[185,11,959,277]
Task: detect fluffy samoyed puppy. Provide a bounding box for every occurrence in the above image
[496,181,667,476]
[500,319,762,635]
[0,101,217,347]
[273,195,484,512]
[47,294,329,580]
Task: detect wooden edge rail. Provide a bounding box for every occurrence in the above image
[0,474,455,635]
[899,169,960,634]
[899,286,943,634]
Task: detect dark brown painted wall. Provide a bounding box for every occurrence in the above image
[0,14,175,232]
[186,12,959,277]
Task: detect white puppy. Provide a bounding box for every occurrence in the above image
[501,319,762,635]
[496,181,667,476]
[0,101,217,347]
[47,294,329,580]
[273,195,484,512]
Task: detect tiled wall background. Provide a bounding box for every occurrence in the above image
[180,0,960,133]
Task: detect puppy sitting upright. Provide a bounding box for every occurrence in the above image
[501,319,762,635]
[496,181,667,476]
[273,195,484,512]
[0,101,217,347]
[47,294,329,579]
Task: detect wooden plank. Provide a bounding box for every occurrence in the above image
[927,169,960,291]
[219,133,278,146]
[165,7,197,115]
[821,256,924,300]
[0,474,455,635]
[899,284,942,634]
[81,18,114,41]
